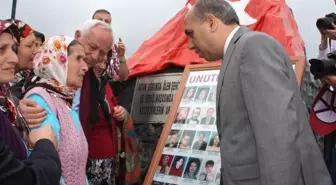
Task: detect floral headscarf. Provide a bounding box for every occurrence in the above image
[6,19,33,43]
[30,35,75,99]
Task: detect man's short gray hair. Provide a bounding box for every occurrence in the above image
[79,19,112,36]
[193,0,239,25]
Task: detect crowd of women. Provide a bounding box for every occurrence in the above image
[0,9,140,185]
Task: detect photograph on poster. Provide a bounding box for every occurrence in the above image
[183,157,202,180]
[182,86,198,103]
[174,107,190,124]
[165,130,182,148]
[207,86,216,103]
[178,130,196,149]
[207,132,220,152]
[156,154,174,175]
[192,131,211,151]
[186,107,202,124]
[194,86,210,103]
[200,107,216,125]
[198,159,217,182]
[168,156,188,177]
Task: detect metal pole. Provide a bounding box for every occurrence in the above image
[11,0,17,19]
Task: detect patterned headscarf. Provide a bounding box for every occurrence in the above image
[6,19,33,43]
[27,35,76,100]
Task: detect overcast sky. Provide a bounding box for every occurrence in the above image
[0,0,334,60]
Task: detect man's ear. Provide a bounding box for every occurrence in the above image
[206,14,218,32]
[75,30,81,40]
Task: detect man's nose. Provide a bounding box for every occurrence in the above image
[91,51,100,63]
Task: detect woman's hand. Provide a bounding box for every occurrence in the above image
[113,106,126,121]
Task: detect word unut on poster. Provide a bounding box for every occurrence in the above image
[131,73,182,124]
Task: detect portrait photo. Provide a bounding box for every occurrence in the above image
[182,86,198,103]
[183,157,202,180]
[186,107,201,124]
[174,107,190,124]
[155,154,174,175]
[168,156,188,177]
[178,130,196,149]
[192,131,211,151]
[198,159,217,182]
[194,86,210,103]
[207,86,217,103]
[207,132,220,152]
[200,107,216,125]
[165,130,182,148]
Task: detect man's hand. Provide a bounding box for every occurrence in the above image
[19,99,46,128]
[113,106,126,121]
[114,38,126,57]
[324,23,336,40]
[28,124,57,149]
[321,75,336,88]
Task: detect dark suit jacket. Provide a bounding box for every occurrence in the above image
[200,117,215,125]
[192,141,207,151]
[216,26,332,185]
[0,137,61,185]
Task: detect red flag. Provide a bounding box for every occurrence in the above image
[127,0,305,78]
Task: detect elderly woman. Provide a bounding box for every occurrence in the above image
[82,53,139,185]
[22,35,89,185]
[0,20,61,185]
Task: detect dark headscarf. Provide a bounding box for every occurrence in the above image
[6,19,33,43]
[0,20,27,160]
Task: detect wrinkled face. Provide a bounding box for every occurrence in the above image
[207,108,214,117]
[66,44,88,89]
[35,37,43,49]
[176,158,184,169]
[0,32,18,83]
[181,135,190,146]
[184,9,223,61]
[76,26,113,67]
[93,55,108,78]
[93,12,112,25]
[205,164,214,173]
[18,33,37,71]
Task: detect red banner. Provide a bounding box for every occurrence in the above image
[127,0,305,78]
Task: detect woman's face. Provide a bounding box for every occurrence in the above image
[93,56,107,78]
[162,155,169,165]
[198,90,207,99]
[67,44,88,89]
[17,33,37,71]
[176,158,183,169]
[181,135,190,146]
[187,88,194,98]
[213,135,220,145]
[0,32,18,84]
[169,134,177,143]
[189,162,197,173]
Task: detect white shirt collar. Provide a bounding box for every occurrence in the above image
[224,26,240,55]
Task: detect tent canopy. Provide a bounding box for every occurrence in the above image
[127,0,305,78]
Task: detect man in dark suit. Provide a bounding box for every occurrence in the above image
[184,0,332,184]
[192,132,208,151]
[200,108,215,125]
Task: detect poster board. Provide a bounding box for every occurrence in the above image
[131,73,182,124]
[144,57,305,185]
